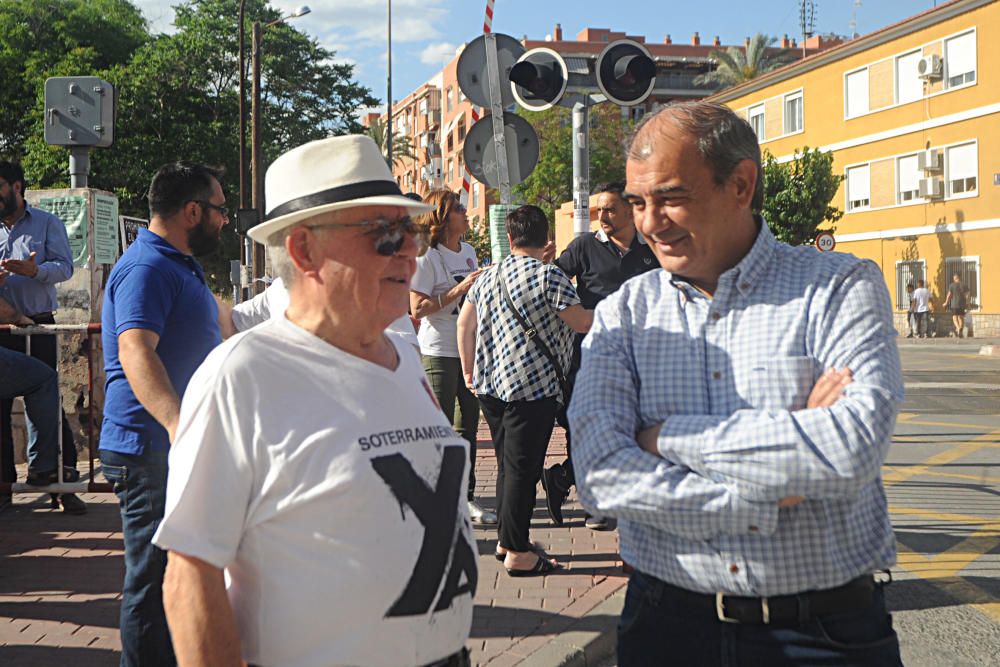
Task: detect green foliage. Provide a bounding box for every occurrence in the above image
[4,0,378,290]
[513,105,632,224]
[694,34,794,89]
[365,117,417,169]
[761,147,844,246]
[463,215,492,265]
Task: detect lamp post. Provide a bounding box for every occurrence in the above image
[249,5,311,291]
[386,0,392,163]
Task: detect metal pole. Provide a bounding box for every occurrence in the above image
[572,99,590,237]
[237,0,248,303]
[386,0,393,163]
[68,147,90,189]
[484,33,511,204]
[251,21,264,291]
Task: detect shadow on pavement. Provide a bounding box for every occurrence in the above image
[0,645,120,667]
[886,576,1000,612]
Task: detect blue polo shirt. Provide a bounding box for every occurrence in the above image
[100,228,220,455]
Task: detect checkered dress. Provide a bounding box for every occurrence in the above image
[467,254,580,404]
[569,222,904,596]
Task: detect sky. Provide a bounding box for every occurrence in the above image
[133,0,944,109]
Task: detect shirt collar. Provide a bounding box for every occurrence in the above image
[594,227,648,247]
[137,227,188,258]
[665,216,776,298]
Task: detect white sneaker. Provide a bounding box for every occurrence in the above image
[468,500,498,525]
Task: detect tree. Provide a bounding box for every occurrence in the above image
[761,147,843,247]
[365,118,417,169]
[694,34,794,89]
[11,0,378,290]
[514,105,633,224]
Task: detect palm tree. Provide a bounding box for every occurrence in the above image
[694,34,794,89]
[365,117,417,168]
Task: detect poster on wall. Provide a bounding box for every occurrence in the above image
[94,194,120,264]
[37,195,88,266]
[119,216,149,253]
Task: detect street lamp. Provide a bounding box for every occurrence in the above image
[386,0,392,164]
[248,4,311,291]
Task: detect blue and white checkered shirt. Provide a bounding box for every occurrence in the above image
[569,222,903,596]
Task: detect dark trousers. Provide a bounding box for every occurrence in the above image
[479,394,557,552]
[915,311,930,337]
[618,571,902,667]
[0,312,77,483]
[551,334,583,487]
[100,449,176,667]
[422,355,480,500]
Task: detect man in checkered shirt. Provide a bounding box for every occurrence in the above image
[569,101,904,666]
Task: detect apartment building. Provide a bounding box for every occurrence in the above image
[371,25,830,228]
[708,0,999,336]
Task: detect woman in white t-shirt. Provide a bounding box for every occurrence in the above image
[410,190,495,525]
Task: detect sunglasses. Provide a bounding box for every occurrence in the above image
[191,200,230,218]
[305,216,427,256]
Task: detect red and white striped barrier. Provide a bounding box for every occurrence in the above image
[459,1,494,207]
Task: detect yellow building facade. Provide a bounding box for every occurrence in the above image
[709,0,999,337]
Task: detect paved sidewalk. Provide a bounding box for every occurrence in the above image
[0,425,626,666]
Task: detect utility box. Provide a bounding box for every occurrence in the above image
[43,76,115,148]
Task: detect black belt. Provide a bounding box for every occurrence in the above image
[647,572,876,625]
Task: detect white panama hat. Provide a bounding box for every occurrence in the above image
[248,134,433,244]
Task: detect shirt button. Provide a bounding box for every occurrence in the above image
[749,525,759,532]
[730,564,740,574]
[741,282,750,290]
[712,371,721,380]
[711,312,721,321]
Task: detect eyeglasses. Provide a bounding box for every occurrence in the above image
[305,216,427,256]
[191,200,229,218]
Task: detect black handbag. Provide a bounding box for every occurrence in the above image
[499,267,570,403]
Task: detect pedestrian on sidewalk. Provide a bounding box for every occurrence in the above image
[943,272,968,338]
[155,136,476,667]
[410,190,495,526]
[457,205,592,576]
[571,102,904,666]
[912,278,932,337]
[99,161,228,666]
[905,283,916,338]
[542,181,656,530]
[0,161,84,514]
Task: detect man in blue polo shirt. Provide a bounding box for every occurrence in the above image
[543,182,657,530]
[100,162,226,667]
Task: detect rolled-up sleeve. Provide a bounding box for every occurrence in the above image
[34,214,74,284]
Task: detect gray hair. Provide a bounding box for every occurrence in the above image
[627,101,764,212]
[265,227,297,286]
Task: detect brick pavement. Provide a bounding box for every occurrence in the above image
[0,424,626,666]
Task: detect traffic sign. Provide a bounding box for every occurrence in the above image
[815,231,836,252]
[44,77,115,147]
[456,33,525,109]
[463,113,539,189]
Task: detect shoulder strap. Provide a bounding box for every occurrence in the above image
[500,263,569,400]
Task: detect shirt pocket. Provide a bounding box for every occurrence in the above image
[746,356,817,411]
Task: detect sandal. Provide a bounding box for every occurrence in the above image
[505,556,561,577]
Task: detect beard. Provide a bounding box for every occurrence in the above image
[0,190,17,219]
[188,217,221,256]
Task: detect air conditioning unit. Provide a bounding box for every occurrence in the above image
[421,158,443,182]
[918,177,944,199]
[917,148,942,172]
[917,54,943,80]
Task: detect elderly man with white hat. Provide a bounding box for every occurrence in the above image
[153,135,477,667]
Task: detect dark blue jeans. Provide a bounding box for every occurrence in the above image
[618,571,902,667]
[100,449,176,667]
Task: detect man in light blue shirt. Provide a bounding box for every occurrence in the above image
[0,161,82,514]
[570,102,904,666]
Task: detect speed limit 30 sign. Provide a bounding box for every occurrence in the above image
[815,232,836,252]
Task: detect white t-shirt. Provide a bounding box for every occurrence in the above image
[232,277,418,346]
[152,318,476,667]
[912,287,931,312]
[411,243,478,357]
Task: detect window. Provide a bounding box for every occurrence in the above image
[446,87,453,112]
[944,256,980,309]
[895,261,925,310]
[629,106,645,122]
[418,99,428,115]
[845,68,869,117]
[897,154,921,203]
[447,158,453,183]
[446,131,454,153]
[846,164,870,211]
[748,104,765,140]
[783,93,803,134]
[457,116,466,141]
[946,142,977,196]
[945,31,976,88]
[896,50,923,105]
[473,182,480,209]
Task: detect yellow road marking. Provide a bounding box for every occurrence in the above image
[894,545,1000,623]
[886,467,1000,486]
[899,419,995,429]
[890,506,1000,526]
[896,412,917,423]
